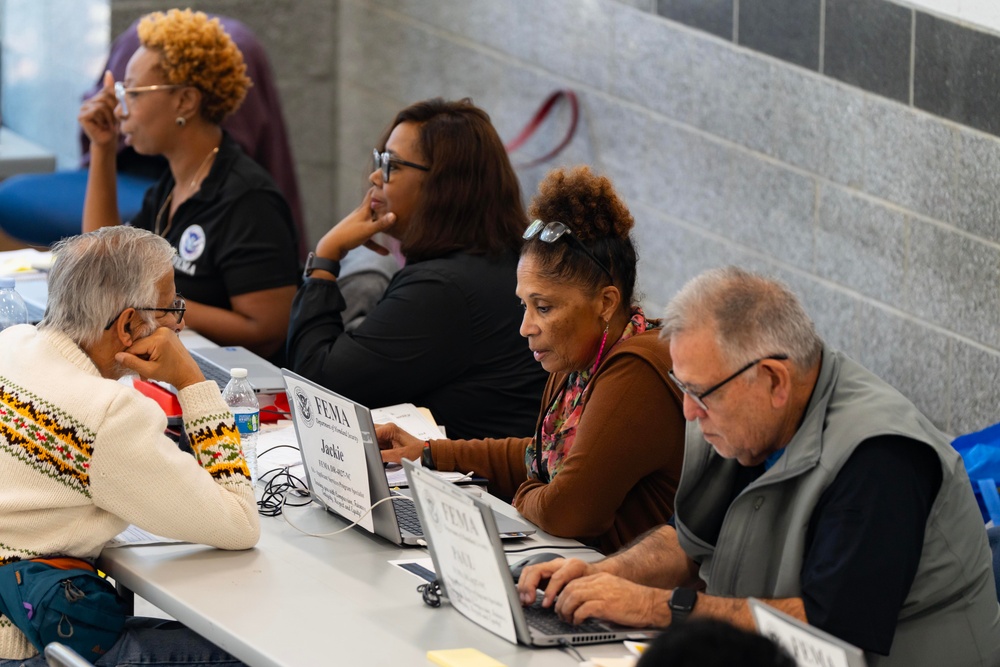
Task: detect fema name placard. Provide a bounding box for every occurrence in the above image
[288,378,375,532]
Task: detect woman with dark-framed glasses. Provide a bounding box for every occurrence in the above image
[286,98,548,440]
[79,9,299,363]
[380,166,685,554]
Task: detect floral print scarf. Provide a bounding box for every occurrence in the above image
[525,307,653,483]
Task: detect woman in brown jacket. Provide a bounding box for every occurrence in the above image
[380,166,685,554]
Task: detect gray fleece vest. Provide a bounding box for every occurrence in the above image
[674,348,1000,667]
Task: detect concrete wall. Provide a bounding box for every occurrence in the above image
[103,0,999,436]
[334,0,999,436]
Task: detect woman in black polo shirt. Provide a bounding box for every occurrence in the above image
[79,9,298,362]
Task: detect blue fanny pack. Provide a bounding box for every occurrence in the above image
[0,557,127,660]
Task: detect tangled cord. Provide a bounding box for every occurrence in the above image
[418,579,445,607]
[256,445,311,517]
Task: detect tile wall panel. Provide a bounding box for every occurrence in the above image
[824,0,911,103]
[738,0,822,70]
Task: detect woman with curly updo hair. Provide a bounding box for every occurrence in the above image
[80,9,298,362]
[381,166,685,554]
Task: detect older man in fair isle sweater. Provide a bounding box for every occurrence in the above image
[0,227,258,667]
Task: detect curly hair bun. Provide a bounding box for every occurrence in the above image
[138,9,251,124]
[527,165,634,243]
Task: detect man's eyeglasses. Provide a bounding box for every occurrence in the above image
[668,354,789,412]
[372,148,430,183]
[114,81,183,116]
[523,219,614,281]
[104,297,187,330]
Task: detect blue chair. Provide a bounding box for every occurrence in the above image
[0,169,156,245]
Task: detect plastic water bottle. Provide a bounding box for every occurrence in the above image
[0,278,28,332]
[221,368,260,485]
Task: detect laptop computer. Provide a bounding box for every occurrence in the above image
[403,458,660,647]
[749,598,867,666]
[189,346,286,394]
[281,369,534,546]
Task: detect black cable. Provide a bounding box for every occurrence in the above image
[557,638,585,662]
[257,466,311,517]
[418,580,444,607]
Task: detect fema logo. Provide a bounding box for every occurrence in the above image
[293,386,313,427]
[179,224,207,261]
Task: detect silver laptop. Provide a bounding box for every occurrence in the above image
[189,346,286,394]
[749,598,867,667]
[282,369,534,546]
[404,459,659,646]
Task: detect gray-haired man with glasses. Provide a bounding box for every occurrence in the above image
[0,226,258,665]
[517,266,999,667]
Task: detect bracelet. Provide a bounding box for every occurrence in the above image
[421,441,435,470]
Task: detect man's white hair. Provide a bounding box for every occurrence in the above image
[40,226,176,347]
[661,266,822,370]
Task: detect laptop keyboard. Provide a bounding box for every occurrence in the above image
[524,594,615,639]
[392,496,423,536]
[193,355,230,391]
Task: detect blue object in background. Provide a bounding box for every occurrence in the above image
[952,421,1000,524]
[0,170,155,246]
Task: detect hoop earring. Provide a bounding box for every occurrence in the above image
[175,116,186,127]
[591,320,610,375]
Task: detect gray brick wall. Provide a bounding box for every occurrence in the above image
[334,0,998,435]
[110,0,999,435]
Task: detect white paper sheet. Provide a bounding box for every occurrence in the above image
[107,525,184,548]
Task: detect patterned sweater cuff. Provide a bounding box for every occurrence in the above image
[177,380,230,417]
[178,381,250,481]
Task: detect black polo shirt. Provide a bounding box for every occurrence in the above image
[130,132,299,309]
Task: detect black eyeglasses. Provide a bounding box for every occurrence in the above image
[372,148,430,183]
[668,354,789,412]
[523,220,614,281]
[104,297,187,330]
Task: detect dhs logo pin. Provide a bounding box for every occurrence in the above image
[293,386,313,427]
[179,224,207,261]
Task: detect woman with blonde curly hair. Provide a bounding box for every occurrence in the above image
[380,166,686,554]
[80,9,298,361]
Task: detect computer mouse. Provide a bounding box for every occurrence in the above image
[509,551,562,582]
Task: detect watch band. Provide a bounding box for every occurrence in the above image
[669,587,698,625]
[421,442,435,470]
[303,252,341,279]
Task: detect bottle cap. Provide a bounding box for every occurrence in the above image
[0,278,14,289]
[229,368,248,378]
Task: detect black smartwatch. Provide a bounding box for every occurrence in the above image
[303,252,341,279]
[669,587,698,625]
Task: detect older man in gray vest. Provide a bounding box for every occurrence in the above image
[518,267,1000,667]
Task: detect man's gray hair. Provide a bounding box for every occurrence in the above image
[661,266,823,369]
[39,227,176,347]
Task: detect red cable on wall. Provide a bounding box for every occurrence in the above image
[505,90,579,169]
